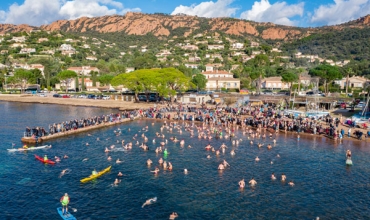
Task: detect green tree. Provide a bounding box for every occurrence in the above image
[191,73,207,90]
[90,71,99,87]
[309,65,342,95]
[98,74,114,86]
[281,72,299,96]
[57,70,77,93]
[9,69,34,93]
[111,72,142,101]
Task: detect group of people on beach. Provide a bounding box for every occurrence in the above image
[25,111,138,138]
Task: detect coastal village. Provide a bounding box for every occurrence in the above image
[0,29,369,94]
[1,5,370,220]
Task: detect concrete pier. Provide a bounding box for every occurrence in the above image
[21,118,134,144]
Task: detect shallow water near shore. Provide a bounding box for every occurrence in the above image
[1,101,370,219]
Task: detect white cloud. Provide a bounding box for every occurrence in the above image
[0,0,141,26]
[171,0,238,17]
[240,0,304,26]
[310,0,370,26]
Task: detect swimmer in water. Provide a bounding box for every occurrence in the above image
[255,156,260,162]
[107,156,112,161]
[104,147,110,153]
[289,181,295,186]
[223,160,230,167]
[271,173,276,180]
[238,179,245,188]
[55,156,61,162]
[281,173,286,181]
[113,178,121,186]
[207,155,211,159]
[116,158,123,164]
[142,197,157,208]
[63,155,68,159]
[59,169,69,178]
[86,143,89,146]
[169,212,178,220]
[118,172,123,176]
[184,169,188,174]
[218,163,225,170]
[147,159,153,166]
[249,178,257,186]
[151,167,160,174]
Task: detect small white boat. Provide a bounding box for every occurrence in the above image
[7,145,51,152]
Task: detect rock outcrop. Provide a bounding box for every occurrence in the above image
[0,13,369,41]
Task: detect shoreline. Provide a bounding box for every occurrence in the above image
[0,94,156,110]
[2,94,368,144]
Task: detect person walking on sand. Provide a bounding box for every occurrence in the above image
[60,193,70,215]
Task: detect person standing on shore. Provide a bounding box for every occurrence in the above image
[60,193,70,215]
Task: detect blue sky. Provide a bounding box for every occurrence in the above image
[0,0,369,27]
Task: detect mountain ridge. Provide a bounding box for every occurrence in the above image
[0,13,369,41]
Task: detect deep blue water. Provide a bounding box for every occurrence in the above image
[1,101,370,220]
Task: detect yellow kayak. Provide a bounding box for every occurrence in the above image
[80,166,112,183]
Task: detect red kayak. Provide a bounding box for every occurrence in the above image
[35,155,56,165]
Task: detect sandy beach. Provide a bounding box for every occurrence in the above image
[0,94,154,110]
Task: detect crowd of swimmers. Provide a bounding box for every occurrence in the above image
[42,101,368,219]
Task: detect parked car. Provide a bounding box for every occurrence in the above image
[38,93,47,97]
[263,90,274,95]
[53,94,61,98]
[78,94,87,99]
[138,95,147,102]
[102,95,110,100]
[87,94,96,99]
[96,95,103,99]
[62,94,70,98]
[356,102,365,108]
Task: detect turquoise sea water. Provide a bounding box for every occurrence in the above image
[0,101,370,219]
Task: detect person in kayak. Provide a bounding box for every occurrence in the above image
[44,155,48,161]
[60,193,70,215]
[92,169,98,175]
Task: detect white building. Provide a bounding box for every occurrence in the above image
[59,44,76,51]
[202,70,240,90]
[67,66,99,76]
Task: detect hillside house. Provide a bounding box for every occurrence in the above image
[12,63,45,76]
[182,44,199,50]
[262,77,289,90]
[1,50,8,54]
[185,64,198,69]
[208,45,224,50]
[38,38,49,43]
[335,76,369,89]
[9,36,26,43]
[67,66,99,76]
[126,67,135,73]
[20,48,36,54]
[11,43,26,48]
[59,44,76,51]
[188,56,201,62]
[61,50,76,57]
[250,42,260,48]
[86,56,97,61]
[202,70,240,90]
[232,43,244,49]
